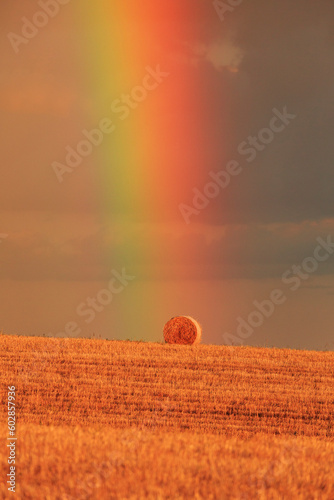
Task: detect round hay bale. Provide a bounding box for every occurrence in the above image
[163,316,202,345]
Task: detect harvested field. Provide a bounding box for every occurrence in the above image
[0,335,333,499]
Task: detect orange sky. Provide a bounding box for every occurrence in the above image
[1,0,334,350]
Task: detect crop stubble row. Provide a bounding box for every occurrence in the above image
[0,335,333,438]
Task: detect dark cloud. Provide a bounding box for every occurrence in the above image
[190,0,334,225]
[2,219,334,281]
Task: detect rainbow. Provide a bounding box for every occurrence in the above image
[73,3,213,337]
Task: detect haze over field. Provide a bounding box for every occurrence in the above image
[1,1,334,349]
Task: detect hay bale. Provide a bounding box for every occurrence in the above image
[163,316,202,345]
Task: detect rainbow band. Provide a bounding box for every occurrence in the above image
[74,4,211,338]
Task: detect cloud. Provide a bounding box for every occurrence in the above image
[175,36,244,73]
[191,38,244,72]
[181,0,334,226]
[2,213,334,281]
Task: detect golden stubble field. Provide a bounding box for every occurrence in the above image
[0,334,334,499]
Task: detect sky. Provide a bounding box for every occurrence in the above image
[1,0,334,350]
